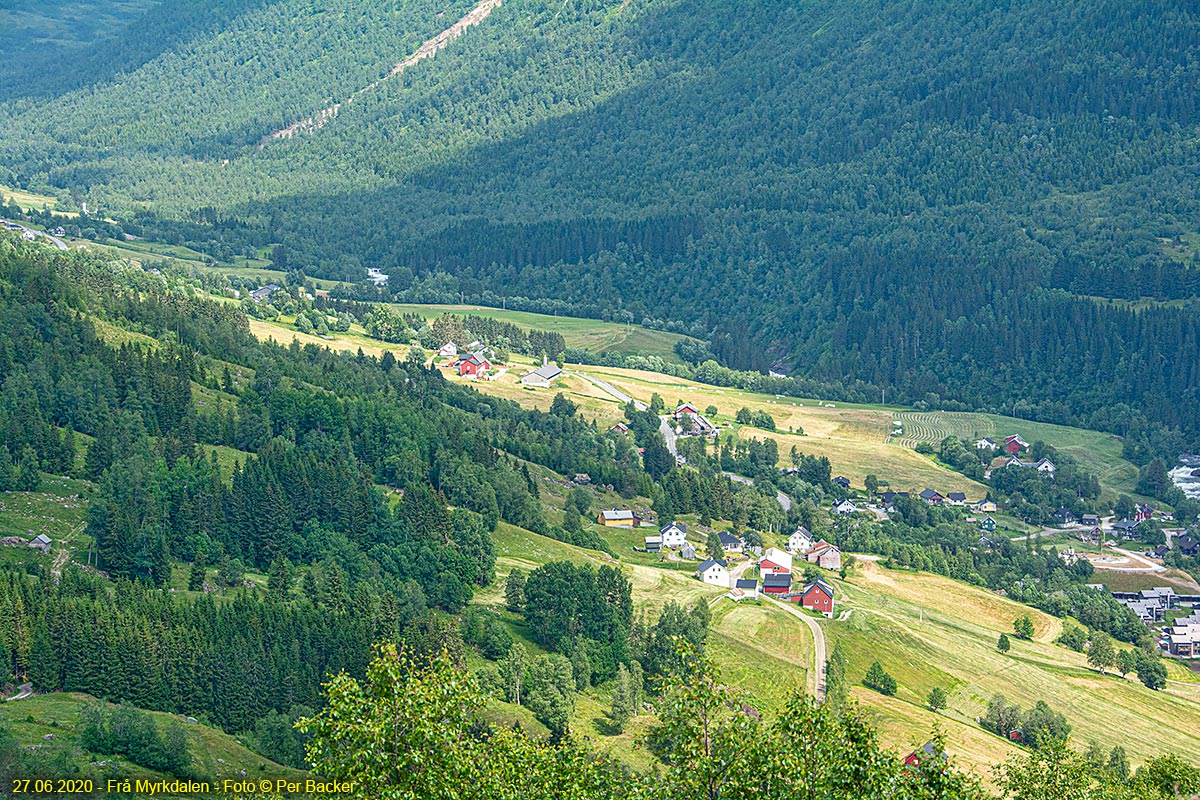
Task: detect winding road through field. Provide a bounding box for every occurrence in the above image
[576,368,792,511]
[1,220,67,250]
[764,597,826,700]
[574,371,647,411]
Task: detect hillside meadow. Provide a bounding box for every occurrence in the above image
[240,298,1147,506]
[388,303,694,364]
[472,510,1200,782]
[825,560,1200,775]
[0,692,304,785]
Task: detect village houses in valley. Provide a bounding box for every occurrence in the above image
[696,558,729,587]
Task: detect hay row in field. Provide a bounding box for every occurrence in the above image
[892,411,995,449]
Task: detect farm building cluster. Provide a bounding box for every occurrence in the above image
[1098,585,1200,658]
[440,339,567,387]
[695,527,842,616]
[671,403,718,437]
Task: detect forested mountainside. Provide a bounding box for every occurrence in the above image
[4,0,1200,448]
[0,230,649,735]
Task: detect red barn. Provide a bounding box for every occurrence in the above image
[456,352,491,378]
[799,578,835,616]
[1003,434,1029,454]
[904,741,944,769]
[762,573,792,596]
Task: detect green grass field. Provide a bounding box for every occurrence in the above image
[0,477,91,541]
[0,183,76,217]
[0,692,303,788]
[891,410,1143,502]
[578,365,988,496]
[825,560,1200,776]
[390,303,693,363]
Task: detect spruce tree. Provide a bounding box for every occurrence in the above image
[609,664,634,733]
[505,568,526,612]
[27,620,58,692]
[15,447,40,492]
[0,445,13,491]
[188,550,207,591]
[268,555,292,599]
[84,417,116,480]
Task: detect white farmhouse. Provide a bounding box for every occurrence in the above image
[788,526,813,553]
[660,521,688,548]
[696,558,729,587]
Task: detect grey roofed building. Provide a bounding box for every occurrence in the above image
[1112,519,1140,537]
[718,532,744,550]
[697,557,727,570]
[520,363,564,387]
[762,573,792,591]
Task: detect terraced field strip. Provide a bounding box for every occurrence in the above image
[892,411,994,449]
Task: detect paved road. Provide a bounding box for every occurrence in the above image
[6,683,32,702]
[723,471,792,512]
[728,558,755,583]
[575,371,647,411]
[1,220,68,250]
[765,597,826,700]
[1009,527,1067,542]
[577,368,792,512]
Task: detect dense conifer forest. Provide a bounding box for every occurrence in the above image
[0,232,652,742]
[3,0,1200,454]
[4,2,1200,791]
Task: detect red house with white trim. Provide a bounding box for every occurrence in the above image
[798,578,835,616]
[1003,435,1029,455]
[456,352,491,378]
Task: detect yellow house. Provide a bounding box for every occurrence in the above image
[598,509,642,528]
[973,500,998,513]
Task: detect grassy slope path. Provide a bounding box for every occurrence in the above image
[764,597,826,700]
